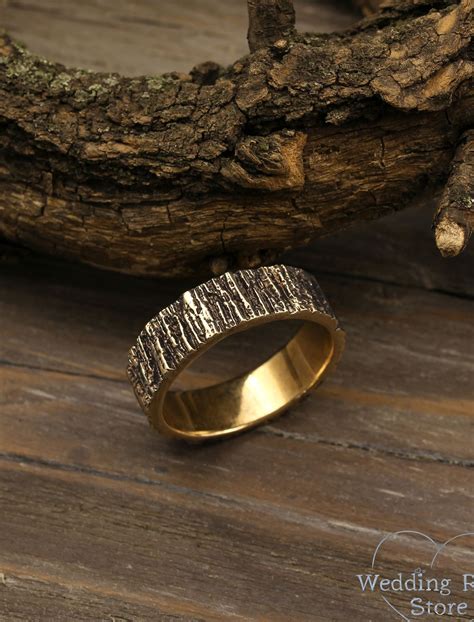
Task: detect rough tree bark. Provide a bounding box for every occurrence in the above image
[0,0,472,277]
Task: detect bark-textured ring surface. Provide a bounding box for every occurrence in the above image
[127,264,345,440]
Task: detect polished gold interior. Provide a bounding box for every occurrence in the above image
[154,321,336,440]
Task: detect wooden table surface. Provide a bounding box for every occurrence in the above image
[1,1,473,620]
[1,204,473,621]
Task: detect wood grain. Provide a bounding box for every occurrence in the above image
[0,205,473,620]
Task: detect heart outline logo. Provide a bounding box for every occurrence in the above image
[370,530,474,621]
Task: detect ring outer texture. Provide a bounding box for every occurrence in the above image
[127,264,345,440]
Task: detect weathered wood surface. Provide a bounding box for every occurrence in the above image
[0,204,473,620]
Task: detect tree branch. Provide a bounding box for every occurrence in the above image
[0,0,472,277]
[434,129,474,256]
[247,0,296,52]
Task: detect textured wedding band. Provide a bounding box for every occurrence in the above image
[127,264,345,441]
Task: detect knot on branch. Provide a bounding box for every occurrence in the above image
[221,130,306,191]
[247,0,296,53]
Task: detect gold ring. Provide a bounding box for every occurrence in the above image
[127,265,345,441]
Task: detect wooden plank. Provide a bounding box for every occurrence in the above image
[1,301,473,520]
[2,362,474,531]
[1,207,473,618]
[1,458,473,621]
[1,273,473,465]
[0,570,179,622]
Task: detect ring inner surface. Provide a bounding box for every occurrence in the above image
[159,321,334,438]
